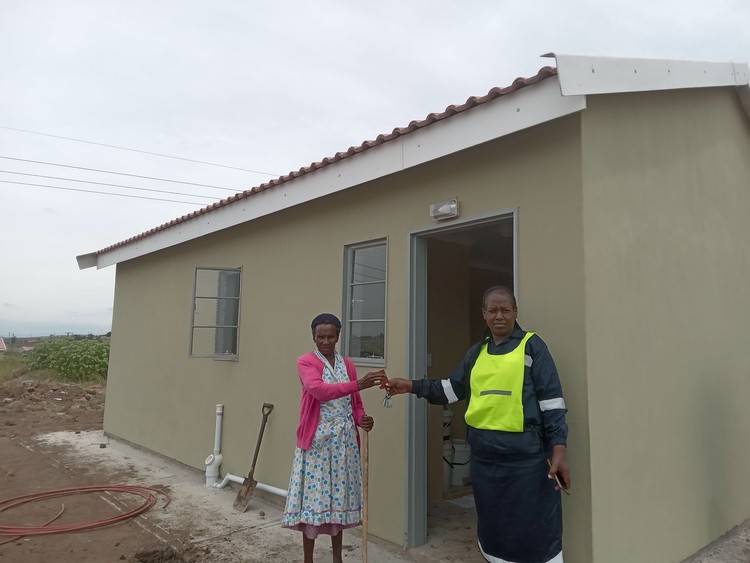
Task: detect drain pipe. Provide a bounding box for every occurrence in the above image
[213,472,288,498]
[204,403,287,498]
[204,404,224,487]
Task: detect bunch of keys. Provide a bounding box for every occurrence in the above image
[378,370,393,408]
[382,391,393,408]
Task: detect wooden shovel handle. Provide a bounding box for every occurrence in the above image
[248,404,274,476]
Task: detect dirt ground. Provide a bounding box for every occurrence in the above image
[0,375,189,562]
[0,374,433,563]
[3,373,750,563]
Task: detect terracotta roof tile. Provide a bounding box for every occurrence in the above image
[96,66,557,255]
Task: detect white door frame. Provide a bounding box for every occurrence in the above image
[405,208,518,548]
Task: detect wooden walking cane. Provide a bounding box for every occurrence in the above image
[362,428,369,563]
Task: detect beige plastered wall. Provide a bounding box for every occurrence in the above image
[581,87,750,562]
[105,112,589,555]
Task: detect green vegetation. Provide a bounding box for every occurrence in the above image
[25,338,110,383]
[0,351,28,382]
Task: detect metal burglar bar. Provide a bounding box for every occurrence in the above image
[191,267,241,358]
[345,242,386,362]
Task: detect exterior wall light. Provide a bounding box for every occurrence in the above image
[429,198,459,220]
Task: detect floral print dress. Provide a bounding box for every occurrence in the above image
[282,351,363,539]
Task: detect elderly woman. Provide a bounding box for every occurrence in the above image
[282,313,385,563]
[386,286,570,563]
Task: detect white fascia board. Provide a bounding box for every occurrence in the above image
[87,143,405,269]
[548,53,750,96]
[76,253,98,269]
[402,77,586,168]
[84,76,585,270]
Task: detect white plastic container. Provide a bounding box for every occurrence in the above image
[442,442,453,490]
[442,408,452,441]
[450,438,471,487]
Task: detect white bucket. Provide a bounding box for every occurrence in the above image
[442,408,452,441]
[442,442,453,490]
[450,439,471,487]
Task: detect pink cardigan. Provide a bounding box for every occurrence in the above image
[295,351,366,450]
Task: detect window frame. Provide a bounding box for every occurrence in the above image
[189,266,242,360]
[342,239,387,366]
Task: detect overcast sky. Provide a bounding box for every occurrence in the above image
[1,0,748,337]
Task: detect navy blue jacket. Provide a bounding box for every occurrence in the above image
[411,324,568,455]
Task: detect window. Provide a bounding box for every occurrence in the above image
[344,241,386,362]
[190,267,241,359]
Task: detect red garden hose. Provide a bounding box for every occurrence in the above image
[0,485,170,545]
[0,504,65,547]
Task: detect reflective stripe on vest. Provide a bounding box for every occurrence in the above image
[465,332,534,432]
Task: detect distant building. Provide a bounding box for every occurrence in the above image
[0,337,6,353]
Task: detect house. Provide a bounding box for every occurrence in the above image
[0,337,6,353]
[77,54,750,563]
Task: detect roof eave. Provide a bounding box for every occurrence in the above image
[76,252,98,270]
[79,74,585,270]
[77,54,750,271]
[544,53,750,99]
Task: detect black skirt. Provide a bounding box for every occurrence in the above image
[471,449,562,563]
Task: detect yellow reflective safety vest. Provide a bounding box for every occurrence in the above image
[464,332,534,432]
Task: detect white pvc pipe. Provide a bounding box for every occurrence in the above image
[204,404,224,486]
[205,404,287,499]
[257,481,288,498]
[213,404,224,455]
[214,473,244,488]
[213,472,288,498]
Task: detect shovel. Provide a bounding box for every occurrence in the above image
[233,402,274,512]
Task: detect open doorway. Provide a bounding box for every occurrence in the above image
[407,213,515,551]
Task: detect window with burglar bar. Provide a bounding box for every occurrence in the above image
[190,267,241,359]
[344,241,386,363]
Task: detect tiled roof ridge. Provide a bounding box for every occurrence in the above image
[96,66,557,255]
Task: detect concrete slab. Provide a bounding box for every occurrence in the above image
[31,430,475,562]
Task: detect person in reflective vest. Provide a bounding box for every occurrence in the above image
[385,286,570,563]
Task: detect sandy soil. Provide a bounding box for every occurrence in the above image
[0,374,417,563]
[0,375,195,562]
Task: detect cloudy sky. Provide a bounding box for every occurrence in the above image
[1,0,748,337]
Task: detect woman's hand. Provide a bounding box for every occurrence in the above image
[548,444,571,492]
[360,415,374,432]
[357,369,387,391]
[384,378,412,395]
